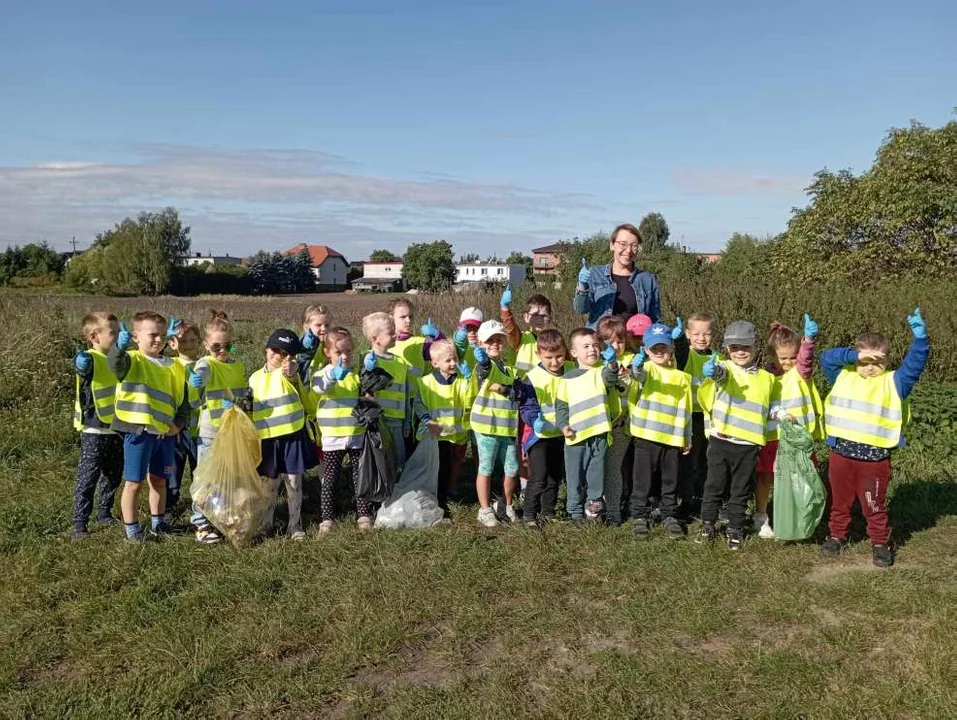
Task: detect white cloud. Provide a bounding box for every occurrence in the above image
[672,168,809,197]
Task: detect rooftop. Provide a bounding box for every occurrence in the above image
[284,243,346,266]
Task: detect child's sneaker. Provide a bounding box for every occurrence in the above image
[71,525,90,541]
[584,500,604,522]
[872,543,894,568]
[149,521,176,540]
[820,536,845,557]
[195,525,223,544]
[696,522,717,544]
[477,507,499,527]
[493,499,517,523]
[632,517,650,538]
[289,530,306,541]
[649,497,662,523]
[753,513,774,540]
[318,520,334,535]
[357,517,373,532]
[95,515,119,527]
[726,528,743,551]
[662,516,685,539]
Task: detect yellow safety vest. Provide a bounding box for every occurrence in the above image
[698,362,773,446]
[514,331,538,377]
[73,349,116,430]
[470,361,519,437]
[765,368,824,442]
[629,362,693,448]
[824,368,909,449]
[374,354,410,420]
[202,357,249,430]
[301,347,326,419]
[314,369,363,438]
[394,336,428,378]
[683,349,711,412]
[114,352,183,434]
[248,367,306,440]
[559,367,613,445]
[418,372,474,444]
[525,365,565,439]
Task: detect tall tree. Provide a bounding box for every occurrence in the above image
[0,243,64,286]
[505,251,534,281]
[403,241,457,291]
[638,212,671,253]
[369,248,401,262]
[458,252,480,263]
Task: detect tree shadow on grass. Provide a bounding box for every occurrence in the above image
[889,471,957,545]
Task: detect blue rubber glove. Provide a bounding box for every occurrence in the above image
[302,328,317,351]
[671,317,684,340]
[74,351,92,373]
[188,368,204,388]
[600,340,617,363]
[116,322,132,351]
[577,258,590,286]
[457,362,472,379]
[222,398,234,410]
[802,313,819,339]
[907,307,926,339]
[631,348,647,372]
[702,351,719,379]
[363,351,377,372]
[532,413,545,436]
[453,326,468,345]
[473,344,489,365]
[330,357,349,381]
[500,283,512,308]
[166,315,182,339]
[420,317,439,339]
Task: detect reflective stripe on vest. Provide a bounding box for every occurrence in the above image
[203,357,249,428]
[629,363,692,448]
[113,353,182,434]
[765,368,820,441]
[698,362,772,446]
[514,332,538,377]
[525,365,564,439]
[419,373,469,443]
[824,368,906,449]
[248,368,306,439]
[315,371,363,437]
[561,368,612,444]
[469,361,518,437]
[73,349,117,430]
[374,355,409,419]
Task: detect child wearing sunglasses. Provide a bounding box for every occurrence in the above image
[187,310,252,544]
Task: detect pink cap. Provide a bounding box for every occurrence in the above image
[626,314,653,336]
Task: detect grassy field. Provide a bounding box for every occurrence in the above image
[2,292,957,719]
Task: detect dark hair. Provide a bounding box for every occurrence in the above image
[536,328,566,353]
[857,332,889,356]
[205,309,230,337]
[569,327,598,346]
[525,294,553,315]
[767,321,799,355]
[132,311,166,326]
[610,223,643,246]
[387,298,413,315]
[324,326,353,351]
[597,316,627,342]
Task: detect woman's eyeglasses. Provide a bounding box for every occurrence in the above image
[209,343,235,353]
[613,241,640,252]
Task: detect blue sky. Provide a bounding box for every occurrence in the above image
[1,0,953,259]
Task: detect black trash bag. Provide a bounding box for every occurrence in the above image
[360,366,394,396]
[356,422,397,503]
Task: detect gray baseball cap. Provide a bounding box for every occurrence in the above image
[723,321,757,347]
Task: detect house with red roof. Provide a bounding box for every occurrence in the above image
[283,243,349,289]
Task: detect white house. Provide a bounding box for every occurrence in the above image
[283,243,349,288]
[454,263,526,287]
[182,252,242,268]
[353,261,404,292]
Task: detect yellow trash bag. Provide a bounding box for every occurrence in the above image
[190,407,272,548]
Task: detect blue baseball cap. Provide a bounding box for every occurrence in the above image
[644,323,673,348]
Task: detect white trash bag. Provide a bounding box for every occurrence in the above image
[375,433,445,529]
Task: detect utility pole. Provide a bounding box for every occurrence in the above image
[71,236,77,253]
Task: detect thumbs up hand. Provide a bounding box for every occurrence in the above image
[301,328,317,351]
[907,307,927,339]
[802,313,819,339]
[577,258,590,286]
[601,340,617,363]
[363,351,377,373]
[532,413,545,436]
[166,315,182,339]
[631,348,647,372]
[453,326,468,344]
[500,283,512,309]
[702,351,719,379]
[420,317,439,339]
[457,362,472,380]
[188,368,205,388]
[330,356,349,381]
[671,316,684,340]
[117,322,132,351]
[473,344,489,366]
[74,351,92,373]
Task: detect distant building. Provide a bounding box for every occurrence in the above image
[353,261,404,293]
[532,242,570,275]
[697,252,723,264]
[182,252,242,268]
[284,243,349,289]
[454,263,526,287]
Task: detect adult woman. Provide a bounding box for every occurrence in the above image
[573,223,661,328]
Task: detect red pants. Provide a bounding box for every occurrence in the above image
[827,452,892,544]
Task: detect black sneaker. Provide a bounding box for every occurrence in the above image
[872,543,894,568]
[696,522,716,544]
[71,526,90,541]
[662,516,685,540]
[95,515,119,527]
[820,536,845,557]
[632,517,650,538]
[726,529,743,551]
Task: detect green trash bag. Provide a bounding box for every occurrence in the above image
[773,420,826,541]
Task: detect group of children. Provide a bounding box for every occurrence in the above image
[71,290,929,567]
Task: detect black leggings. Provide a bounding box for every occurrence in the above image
[321,449,372,521]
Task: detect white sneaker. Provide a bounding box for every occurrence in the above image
[289,530,306,541]
[494,499,518,523]
[477,507,500,527]
[753,513,775,539]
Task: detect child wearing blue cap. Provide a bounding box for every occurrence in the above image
[627,322,693,538]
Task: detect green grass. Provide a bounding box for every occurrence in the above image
[2,294,957,718]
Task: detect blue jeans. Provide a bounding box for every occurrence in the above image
[564,435,607,518]
[190,436,215,528]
